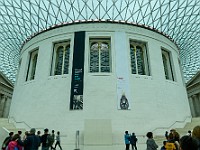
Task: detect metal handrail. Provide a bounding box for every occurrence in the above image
[8,116,46,132]
[8,116,32,129]
[151,115,192,133]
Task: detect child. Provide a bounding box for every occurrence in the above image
[160,141,166,150]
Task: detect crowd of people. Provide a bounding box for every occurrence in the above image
[124,125,200,150]
[2,125,200,150]
[159,126,200,150]
[1,128,62,150]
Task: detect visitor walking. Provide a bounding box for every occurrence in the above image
[54,131,62,150]
[49,130,55,150]
[23,128,41,150]
[41,128,50,150]
[7,134,20,150]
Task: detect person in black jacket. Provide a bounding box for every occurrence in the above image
[40,128,50,150]
[130,132,138,150]
[1,132,14,150]
[23,128,41,150]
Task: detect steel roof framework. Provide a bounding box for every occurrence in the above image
[0,0,200,83]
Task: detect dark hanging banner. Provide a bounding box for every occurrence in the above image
[70,31,85,110]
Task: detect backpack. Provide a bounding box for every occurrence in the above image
[5,146,18,150]
[165,142,176,150]
[14,146,19,150]
[46,134,54,147]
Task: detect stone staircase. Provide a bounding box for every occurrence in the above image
[154,117,200,146]
[0,118,26,133]
[175,117,200,136]
[0,118,26,146]
[1,117,200,150]
[0,118,71,149]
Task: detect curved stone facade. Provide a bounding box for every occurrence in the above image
[10,22,191,145]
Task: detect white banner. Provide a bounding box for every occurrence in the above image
[115,32,131,110]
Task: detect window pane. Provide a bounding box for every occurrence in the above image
[90,42,99,72]
[30,54,38,80]
[26,50,38,81]
[51,41,70,76]
[63,45,70,74]
[136,46,145,75]
[161,49,175,81]
[100,42,110,72]
[55,46,64,75]
[130,41,149,76]
[130,46,136,74]
[89,39,111,73]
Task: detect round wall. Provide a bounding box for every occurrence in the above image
[10,22,191,145]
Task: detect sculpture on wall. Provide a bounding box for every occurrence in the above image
[120,93,129,110]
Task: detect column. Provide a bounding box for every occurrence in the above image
[192,94,200,117]
[188,96,196,117]
[0,94,6,117]
[3,96,11,118]
[196,94,200,117]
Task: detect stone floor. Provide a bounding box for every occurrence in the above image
[52,143,161,150]
[1,117,200,150]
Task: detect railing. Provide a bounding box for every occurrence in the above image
[8,116,32,130]
[8,116,44,132]
[151,115,192,133]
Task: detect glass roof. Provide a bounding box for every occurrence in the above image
[0,0,200,83]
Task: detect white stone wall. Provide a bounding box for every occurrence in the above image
[10,23,191,145]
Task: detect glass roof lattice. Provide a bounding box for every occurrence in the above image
[0,0,200,83]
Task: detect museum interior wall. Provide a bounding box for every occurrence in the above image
[9,22,191,144]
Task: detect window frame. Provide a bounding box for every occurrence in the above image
[161,48,175,81]
[89,37,112,74]
[51,40,71,76]
[26,49,39,81]
[129,40,150,76]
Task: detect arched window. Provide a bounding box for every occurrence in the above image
[130,41,149,75]
[162,49,174,81]
[51,41,70,75]
[26,49,38,81]
[89,38,111,73]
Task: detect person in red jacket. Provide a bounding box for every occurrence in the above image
[7,134,20,150]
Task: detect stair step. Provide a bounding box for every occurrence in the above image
[0,118,27,134]
[191,117,200,122]
[0,118,9,122]
[1,117,200,149]
[154,117,200,145]
[7,128,27,134]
